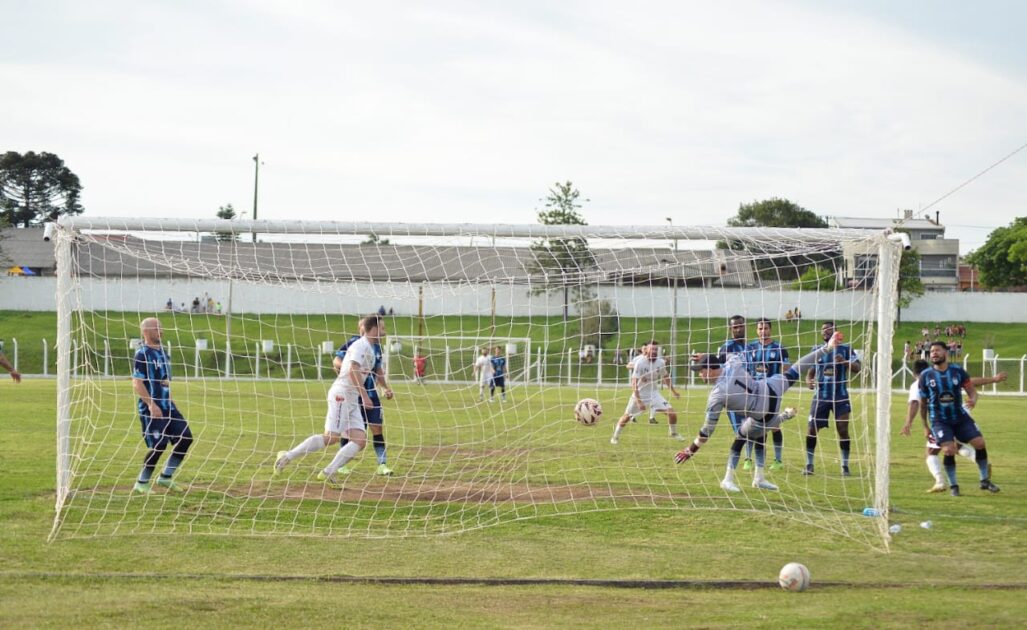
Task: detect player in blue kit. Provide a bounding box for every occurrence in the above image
[489,346,507,402]
[803,321,860,476]
[332,324,395,476]
[918,340,999,496]
[718,314,749,435]
[747,318,790,470]
[131,317,192,493]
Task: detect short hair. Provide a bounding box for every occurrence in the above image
[729,315,745,325]
[360,314,383,333]
[929,340,949,351]
[821,321,835,328]
[913,359,929,375]
[647,340,660,346]
[756,317,772,327]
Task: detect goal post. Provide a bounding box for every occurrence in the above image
[51,217,903,548]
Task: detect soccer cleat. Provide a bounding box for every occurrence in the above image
[649,416,659,425]
[841,465,851,477]
[133,481,152,495]
[630,417,637,423]
[273,451,289,476]
[670,433,686,441]
[720,479,741,493]
[610,436,619,445]
[501,395,507,402]
[980,479,1000,493]
[769,460,783,472]
[742,458,753,471]
[802,464,815,476]
[317,471,343,488]
[927,482,947,493]
[950,484,961,497]
[155,477,184,492]
[376,464,394,476]
[338,464,354,475]
[674,448,694,464]
[752,479,779,491]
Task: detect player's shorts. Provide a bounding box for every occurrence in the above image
[925,432,940,450]
[727,410,746,434]
[491,375,506,388]
[624,393,671,418]
[139,406,190,448]
[808,399,852,429]
[361,393,383,426]
[931,415,982,446]
[325,385,366,435]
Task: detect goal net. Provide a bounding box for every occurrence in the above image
[51,218,901,548]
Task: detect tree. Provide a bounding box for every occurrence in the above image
[728,197,828,228]
[790,265,837,291]
[577,298,620,350]
[0,151,83,227]
[966,217,1027,289]
[896,247,924,310]
[362,233,391,245]
[214,204,238,242]
[526,182,598,322]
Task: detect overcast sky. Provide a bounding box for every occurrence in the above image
[3,0,1024,253]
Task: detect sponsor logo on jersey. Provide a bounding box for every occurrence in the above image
[939,392,955,403]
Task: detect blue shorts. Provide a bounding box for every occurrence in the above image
[139,406,190,448]
[491,375,506,388]
[931,415,982,446]
[361,395,383,426]
[809,399,852,429]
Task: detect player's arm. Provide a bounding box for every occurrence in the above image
[970,372,1007,387]
[901,399,918,436]
[0,352,21,383]
[848,352,862,375]
[376,366,394,399]
[332,356,344,374]
[631,374,645,410]
[962,377,978,410]
[805,366,816,389]
[347,358,373,408]
[132,377,163,418]
[662,372,680,398]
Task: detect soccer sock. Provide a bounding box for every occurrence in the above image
[805,435,818,466]
[772,431,783,462]
[943,454,958,487]
[839,438,851,467]
[728,438,744,470]
[324,440,362,475]
[744,439,754,460]
[339,438,350,449]
[753,440,766,468]
[373,432,387,465]
[926,454,944,483]
[975,448,990,480]
[138,441,167,483]
[161,451,186,479]
[287,434,326,461]
[613,421,626,439]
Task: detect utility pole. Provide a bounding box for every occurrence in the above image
[251,154,262,243]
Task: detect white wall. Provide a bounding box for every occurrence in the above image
[2,276,1026,322]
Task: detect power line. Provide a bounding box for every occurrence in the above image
[917,140,1027,219]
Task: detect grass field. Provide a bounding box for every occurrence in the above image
[3,378,1027,628]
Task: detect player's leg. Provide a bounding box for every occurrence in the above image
[365,402,391,475]
[960,420,998,492]
[489,377,496,401]
[612,398,642,444]
[662,408,685,440]
[721,438,745,492]
[803,401,828,475]
[751,432,777,490]
[321,404,368,483]
[155,408,192,491]
[275,390,344,474]
[135,413,170,493]
[925,444,946,492]
[934,422,961,495]
[835,402,853,476]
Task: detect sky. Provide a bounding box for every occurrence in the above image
[3,0,1025,254]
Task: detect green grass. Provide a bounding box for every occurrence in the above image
[2,379,1027,628]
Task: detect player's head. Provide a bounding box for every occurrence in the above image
[645,340,660,359]
[821,321,836,342]
[493,346,502,355]
[913,359,929,376]
[729,315,746,339]
[756,317,772,340]
[929,341,949,365]
[140,317,162,344]
[361,314,384,341]
[690,353,724,383]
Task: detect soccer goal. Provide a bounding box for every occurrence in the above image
[51,218,902,548]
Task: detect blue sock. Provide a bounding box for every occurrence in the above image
[744,440,753,459]
[975,448,989,480]
[754,442,766,468]
[728,448,742,470]
[373,433,387,465]
[161,453,185,478]
[805,435,817,466]
[138,466,155,484]
[773,431,783,461]
[840,438,851,467]
[944,454,958,486]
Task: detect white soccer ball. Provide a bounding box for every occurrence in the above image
[778,562,811,592]
[574,398,603,426]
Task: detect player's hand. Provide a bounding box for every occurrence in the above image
[9,370,21,383]
[995,371,1008,383]
[148,402,163,419]
[672,390,680,399]
[383,388,394,400]
[827,331,843,350]
[900,422,911,437]
[361,396,374,409]
[806,378,815,390]
[964,398,976,410]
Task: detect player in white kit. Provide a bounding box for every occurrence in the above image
[610,341,683,444]
[473,347,494,402]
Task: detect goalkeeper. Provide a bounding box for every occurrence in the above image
[674,331,846,492]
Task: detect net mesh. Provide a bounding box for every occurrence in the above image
[52,219,899,549]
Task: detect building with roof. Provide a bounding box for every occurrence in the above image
[829,211,959,291]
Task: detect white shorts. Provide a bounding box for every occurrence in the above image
[324,385,366,436]
[623,393,671,418]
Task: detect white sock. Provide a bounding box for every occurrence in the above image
[612,423,624,439]
[287,435,326,461]
[324,441,362,475]
[926,454,943,483]
[723,467,735,483]
[668,425,678,436]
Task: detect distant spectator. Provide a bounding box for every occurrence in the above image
[785,309,794,321]
[179,303,186,312]
[413,351,427,384]
[191,297,201,314]
[387,307,394,316]
[921,326,929,338]
[613,347,624,365]
[903,340,911,360]
[794,307,802,319]
[216,301,223,315]
[165,298,174,311]
[207,297,215,313]
[377,305,387,316]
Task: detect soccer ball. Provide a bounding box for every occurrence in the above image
[778,562,811,592]
[574,398,603,426]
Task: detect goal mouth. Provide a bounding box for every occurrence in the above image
[51,218,900,549]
